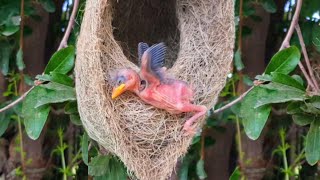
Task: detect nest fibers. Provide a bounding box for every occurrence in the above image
[75,0,234,179]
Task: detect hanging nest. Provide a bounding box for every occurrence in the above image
[75,0,234,179]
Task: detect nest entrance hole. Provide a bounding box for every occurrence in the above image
[111,0,180,67]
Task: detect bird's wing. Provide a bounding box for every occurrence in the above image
[138,42,149,62]
[139,42,166,86]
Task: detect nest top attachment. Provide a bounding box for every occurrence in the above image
[75,0,234,179]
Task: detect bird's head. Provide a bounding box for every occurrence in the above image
[110,69,140,99]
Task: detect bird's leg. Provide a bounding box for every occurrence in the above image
[180,104,207,136]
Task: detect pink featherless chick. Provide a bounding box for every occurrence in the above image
[111,42,207,135]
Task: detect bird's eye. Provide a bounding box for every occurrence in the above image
[117,76,125,85]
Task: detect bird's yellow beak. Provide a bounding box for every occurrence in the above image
[112,84,126,99]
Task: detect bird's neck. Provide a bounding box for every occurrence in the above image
[130,73,142,95]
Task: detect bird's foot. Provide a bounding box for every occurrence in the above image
[182,123,197,136]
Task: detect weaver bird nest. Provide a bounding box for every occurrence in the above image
[75,0,234,179]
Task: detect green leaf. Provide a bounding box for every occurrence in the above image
[39,0,56,13]
[88,155,110,176]
[0,111,11,136]
[310,96,320,109]
[291,74,304,86]
[191,135,201,145]
[1,25,19,36]
[306,120,320,165]
[255,83,305,108]
[23,75,34,86]
[10,16,20,26]
[22,86,50,140]
[261,82,304,92]
[16,48,25,71]
[234,49,244,71]
[301,103,320,115]
[287,102,303,115]
[196,159,207,179]
[240,87,272,140]
[243,5,255,17]
[70,114,82,126]
[255,74,272,82]
[261,0,277,13]
[265,46,300,75]
[35,74,51,82]
[179,154,193,180]
[35,88,76,108]
[81,132,89,165]
[44,46,75,75]
[312,24,320,53]
[94,157,127,180]
[36,73,74,86]
[243,75,253,86]
[50,72,73,86]
[292,114,314,126]
[40,82,74,91]
[271,72,305,90]
[0,43,11,75]
[229,166,241,180]
[65,101,78,114]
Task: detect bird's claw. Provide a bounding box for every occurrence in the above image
[182,123,197,136]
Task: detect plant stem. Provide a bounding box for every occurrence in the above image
[213,86,254,114]
[236,116,243,164]
[232,77,244,167]
[283,152,289,180]
[295,24,319,92]
[59,133,67,180]
[280,0,302,50]
[280,131,289,180]
[17,116,25,172]
[58,0,80,50]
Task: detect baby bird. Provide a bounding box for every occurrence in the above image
[111,42,207,135]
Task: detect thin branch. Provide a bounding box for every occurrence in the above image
[0,87,34,113]
[295,24,319,92]
[298,62,316,90]
[58,0,79,50]
[0,0,79,114]
[278,0,317,91]
[279,0,302,50]
[213,86,254,114]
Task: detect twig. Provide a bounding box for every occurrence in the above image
[279,0,302,51]
[58,0,79,50]
[0,0,79,114]
[295,24,320,92]
[278,0,315,90]
[214,1,302,114]
[213,86,254,114]
[0,87,34,113]
[298,62,316,91]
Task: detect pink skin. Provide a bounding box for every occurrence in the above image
[112,69,207,135]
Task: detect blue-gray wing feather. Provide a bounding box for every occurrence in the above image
[146,43,166,80]
[138,42,149,62]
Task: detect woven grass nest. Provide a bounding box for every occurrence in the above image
[75,0,234,179]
